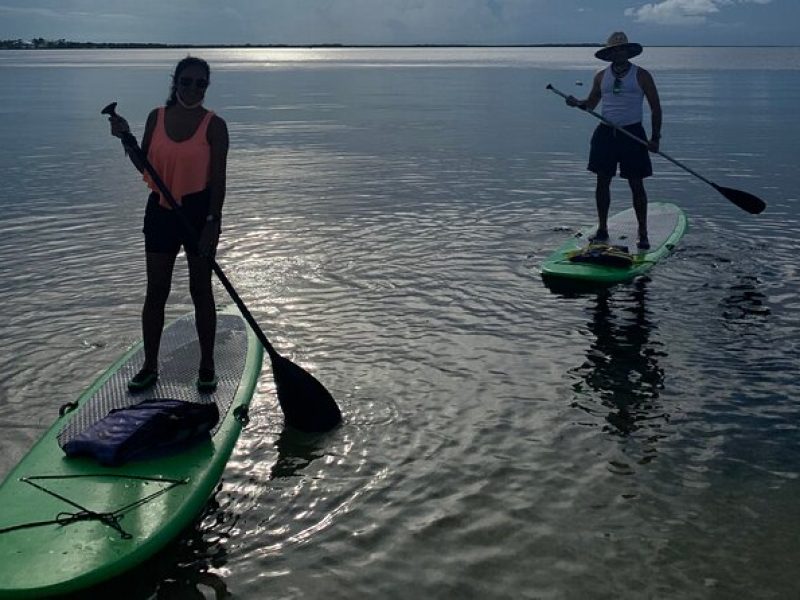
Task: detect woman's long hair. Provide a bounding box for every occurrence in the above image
[166,56,211,107]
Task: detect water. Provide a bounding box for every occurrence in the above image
[1,47,799,599]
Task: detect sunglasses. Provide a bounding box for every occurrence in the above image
[178,76,209,90]
[613,77,623,95]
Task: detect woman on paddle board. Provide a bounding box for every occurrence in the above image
[565,32,662,250]
[108,56,228,393]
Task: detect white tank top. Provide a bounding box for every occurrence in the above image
[600,64,644,127]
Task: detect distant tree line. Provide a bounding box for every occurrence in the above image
[0,38,183,49]
[1,37,600,50]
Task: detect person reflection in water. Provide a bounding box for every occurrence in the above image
[571,282,666,438]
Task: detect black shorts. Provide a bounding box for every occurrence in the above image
[588,123,653,180]
[143,189,211,255]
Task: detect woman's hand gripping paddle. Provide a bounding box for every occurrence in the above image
[546,84,766,215]
[102,102,342,433]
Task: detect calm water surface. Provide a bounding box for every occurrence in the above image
[1,47,799,599]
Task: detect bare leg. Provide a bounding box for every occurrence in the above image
[595,174,612,238]
[142,252,178,372]
[187,254,216,373]
[629,178,648,239]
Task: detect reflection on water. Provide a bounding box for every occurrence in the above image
[74,419,335,597]
[151,496,233,600]
[268,427,329,480]
[570,281,668,448]
[720,274,771,323]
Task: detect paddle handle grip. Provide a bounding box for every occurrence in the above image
[102,102,140,150]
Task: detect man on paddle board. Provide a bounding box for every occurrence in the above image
[566,32,662,250]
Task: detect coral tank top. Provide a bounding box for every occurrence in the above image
[143,107,214,207]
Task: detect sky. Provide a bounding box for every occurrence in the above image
[0,0,796,47]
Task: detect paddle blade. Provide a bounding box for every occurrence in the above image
[715,184,766,214]
[270,353,342,433]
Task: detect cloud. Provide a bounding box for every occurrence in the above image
[258,0,546,45]
[0,5,60,19]
[0,2,152,41]
[625,0,772,26]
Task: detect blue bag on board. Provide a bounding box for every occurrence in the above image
[61,398,219,466]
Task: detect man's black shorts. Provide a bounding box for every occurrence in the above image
[588,122,653,180]
[143,189,211,255]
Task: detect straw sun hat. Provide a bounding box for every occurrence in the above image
[595,32,643,61]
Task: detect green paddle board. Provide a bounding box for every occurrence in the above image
[0,308,263,598]
[541,202,687,287]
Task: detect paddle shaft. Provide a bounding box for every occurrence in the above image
[103,104,280,360]
[546,84,719,190]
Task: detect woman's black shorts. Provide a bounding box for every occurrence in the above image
[143,189,211,255]
[588,122,653,180]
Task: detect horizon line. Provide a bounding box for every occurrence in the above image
[2,40,799,50]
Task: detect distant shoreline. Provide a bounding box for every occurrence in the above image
[2,40,604,50]
[2,41,796,51]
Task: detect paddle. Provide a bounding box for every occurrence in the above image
[102,102,342,433]
[546,84,766,215]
